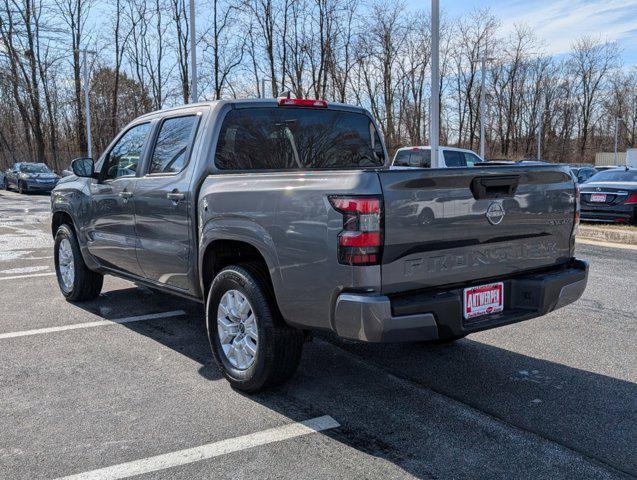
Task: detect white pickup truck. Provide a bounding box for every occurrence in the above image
[392,146,483,168]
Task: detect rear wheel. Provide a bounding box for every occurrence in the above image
[54,224,103,301]
[207,264,304,392]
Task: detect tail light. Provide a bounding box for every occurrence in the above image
[574,184,581,233]
[278,98,327,108]
[624,193,637,205]
[329,196,382,266]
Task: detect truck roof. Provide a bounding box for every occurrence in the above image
[136,98,369,121]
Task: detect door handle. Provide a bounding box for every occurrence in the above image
[167,191,185,202]
[119,191,133,200]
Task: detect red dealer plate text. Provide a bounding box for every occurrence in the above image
[463,282,504,320]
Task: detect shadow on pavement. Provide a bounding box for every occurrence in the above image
[71,285,635,478]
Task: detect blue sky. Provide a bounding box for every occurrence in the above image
[407,0,637,66]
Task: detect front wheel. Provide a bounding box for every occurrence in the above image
[18,181,26,194]
[206,264,304,392]
[54,224,103,301]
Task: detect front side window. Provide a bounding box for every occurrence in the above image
[102,123,151,180]
[149,115,198,174]
[463,152,481,166]
[215,107,384,170]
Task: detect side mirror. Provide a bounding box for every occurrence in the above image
[71,157,95,178]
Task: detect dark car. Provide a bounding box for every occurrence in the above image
[570,166,597,184]
[3,162,60,193]
[580,167,637,224]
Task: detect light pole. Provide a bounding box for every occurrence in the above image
[537,104,543,161]
[430,0,440,167]
[79,48,96,158]
[479,55,495,159]
[614,116,623,164]
[189,0,197,103]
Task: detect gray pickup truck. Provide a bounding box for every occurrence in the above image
[51,99,588,391]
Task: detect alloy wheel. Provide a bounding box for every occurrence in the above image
[217,289,258,370]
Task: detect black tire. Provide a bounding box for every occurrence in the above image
[206,263,304,392]
[18,181,27,194]
[54,224,103,302]
[2,178,7,190]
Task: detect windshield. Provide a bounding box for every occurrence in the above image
[19,163,51,173]
[586,169,637,183]
[215,108,385,170]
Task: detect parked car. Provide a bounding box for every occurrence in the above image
[580,167,637,224]
[570,166,597,183]
[51,98,588,392]
[391,146,483,168]
[4,162,60,193]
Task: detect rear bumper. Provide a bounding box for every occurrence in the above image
[24,181,57,192]
[581,205,636,223]
[332,259,588,343]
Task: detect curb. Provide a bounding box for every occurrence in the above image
[577,225,637,246]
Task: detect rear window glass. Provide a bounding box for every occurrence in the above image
[586,169,637,182]
[149,115,198,174]
[215,107,384,170]
[393,150,431,167]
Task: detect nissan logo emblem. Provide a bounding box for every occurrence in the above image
[486,201,505,225]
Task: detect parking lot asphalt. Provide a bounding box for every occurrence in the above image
[0,189,635,480]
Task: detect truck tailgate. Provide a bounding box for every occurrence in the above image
[378,166,576,294]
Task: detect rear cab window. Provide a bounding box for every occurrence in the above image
[393,150,431,168]
[148,115,199,174]
[215,107,385,170]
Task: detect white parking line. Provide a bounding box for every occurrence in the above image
[0,310,186,340]
[0,272,55,281]
[56,415,340,480]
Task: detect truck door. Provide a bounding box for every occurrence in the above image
[86,122,151,275]
[133,113,201,293]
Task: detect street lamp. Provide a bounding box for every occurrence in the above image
[614,116,624,165]
[537,104,543,161]
[189,0,197,103]
[479,55,495,159]
[78,48,96,158]
[430,0,440,167]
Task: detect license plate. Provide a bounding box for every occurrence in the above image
[463,282,504,320]
[590,193,606,202]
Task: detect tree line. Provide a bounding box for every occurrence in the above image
[1,0,636,171]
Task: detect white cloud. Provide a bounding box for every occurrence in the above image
[494,0,637,56]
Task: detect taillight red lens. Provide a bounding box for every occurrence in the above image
[338,232,381,247]
[574,184,581,228]
[624,193,637,205]
[278,98,328,108]
[329,196,382,266]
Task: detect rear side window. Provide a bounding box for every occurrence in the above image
[149,115,198,174]
[215,107,384,170]
[393,150,431,167]
[443,150,466,167]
